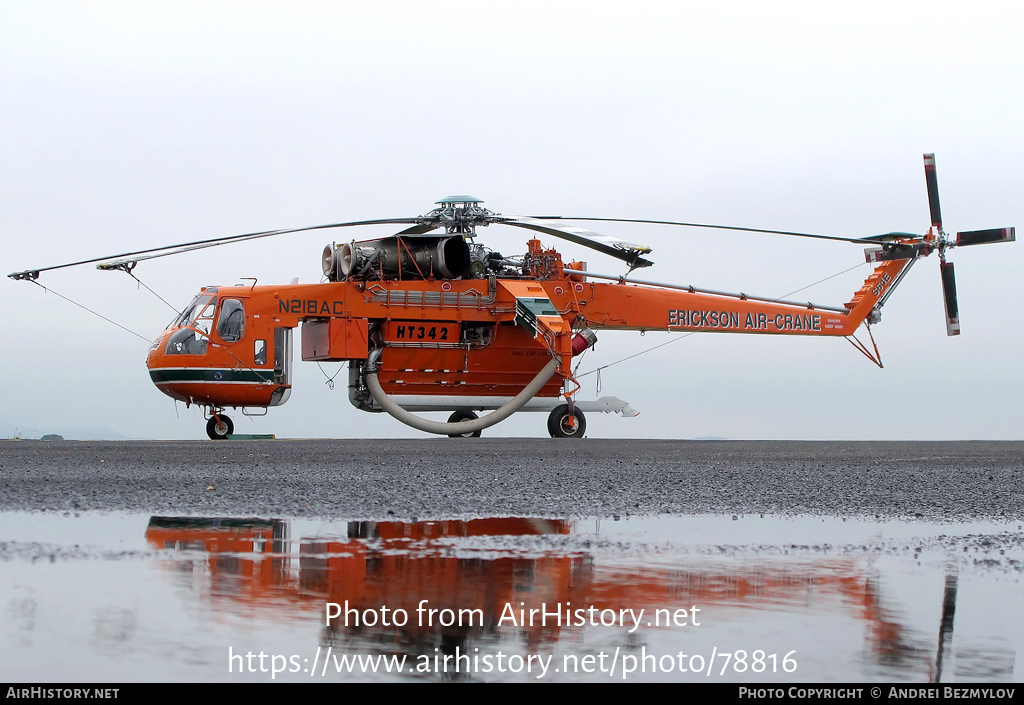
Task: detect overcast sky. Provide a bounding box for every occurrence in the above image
[2,1,1021,440]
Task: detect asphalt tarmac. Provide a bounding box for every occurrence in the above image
[1,439,1021,521]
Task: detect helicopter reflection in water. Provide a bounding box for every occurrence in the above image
[144,516,1013,682]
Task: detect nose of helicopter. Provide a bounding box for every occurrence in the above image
[146,326,289,410]
[146,331,193,404]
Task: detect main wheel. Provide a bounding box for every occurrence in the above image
[447,410,482,438]
[206,414,234,440]
[547,404,586,438]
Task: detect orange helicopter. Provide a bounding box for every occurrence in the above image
[9,154,1014,439]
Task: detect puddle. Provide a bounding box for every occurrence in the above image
[1,512,1020,682]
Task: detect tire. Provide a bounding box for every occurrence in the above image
[547,404,586,438]
[206,415,234,440]
[447,410,482,438]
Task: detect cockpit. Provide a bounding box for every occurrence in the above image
[162,289,247,355]
[146,285,293,433]
[164,292,216,355]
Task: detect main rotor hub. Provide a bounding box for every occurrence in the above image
[427,196,499,237]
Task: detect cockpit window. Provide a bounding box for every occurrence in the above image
[216,299,245,342]
[165,294,217,355]
[165,327,207,355]
[168,294,217,330]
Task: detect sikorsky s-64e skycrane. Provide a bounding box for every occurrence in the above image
[10,155,1014,439]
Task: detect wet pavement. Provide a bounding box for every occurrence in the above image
[2,439,1022,520]
[1,440,1022,682]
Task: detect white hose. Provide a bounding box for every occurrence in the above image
[365,359,559,435]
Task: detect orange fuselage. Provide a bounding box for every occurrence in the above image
[146,240,910,413]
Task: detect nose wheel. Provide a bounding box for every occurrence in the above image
[547,404,586,438]
[206,414,234,440]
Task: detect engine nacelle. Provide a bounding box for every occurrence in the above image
[323,236,472,281]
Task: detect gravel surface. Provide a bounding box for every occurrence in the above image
[1,439,1021,521]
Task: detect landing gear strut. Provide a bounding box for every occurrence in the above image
[206,414,234,440]
[547,404,586,438]
[447,410,482,438]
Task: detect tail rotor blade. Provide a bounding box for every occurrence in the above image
[924,154,943,231]
[956,227,1015,247]
[940,261,960,336]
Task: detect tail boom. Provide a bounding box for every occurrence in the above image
[547,257,915,338]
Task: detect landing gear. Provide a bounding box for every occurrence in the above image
[447,410,482,438]
[547,404,586,438]
[206,414,234,440]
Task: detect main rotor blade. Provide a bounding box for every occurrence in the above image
[924,153,943,231]
[956,227,1015,247]
[940,260,960,336]
[395,222,441,236]
[526,215,910,245]
[502,219,654,268]
[9,217,423,280]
